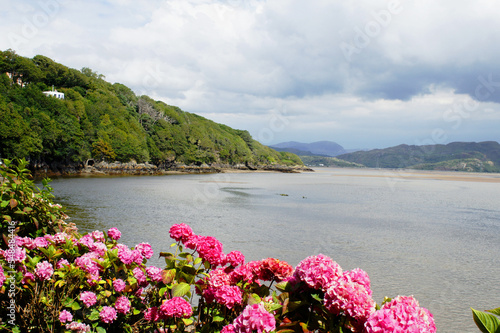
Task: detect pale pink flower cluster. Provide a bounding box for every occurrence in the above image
[364,296,436,333]
[159,297,193,318]
[214,285,243,309]
[65,321,91,332]
[59,310,73,323]
[293,254,343,290]
[99,306,117,323]
[35,261,54,280]
[79,291,97,308]
[233,303,276,333]
[146,266,163,282]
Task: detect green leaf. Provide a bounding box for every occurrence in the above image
[311,293,322,302]
[88,309,100,321]
[183,318,194,326]
[488,308,500,317]
[172,282,191,297]
[472,308,500,333]
[71,302,82,311]
[213,315,225,322]
[96,327,107,333]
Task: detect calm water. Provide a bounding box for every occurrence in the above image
[49,168,500,332]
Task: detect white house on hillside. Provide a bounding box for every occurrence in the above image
[43,87,65,99]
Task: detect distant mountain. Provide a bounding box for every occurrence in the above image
[270,141,346,157]
[336,141,500,172]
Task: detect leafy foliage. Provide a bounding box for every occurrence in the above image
[472,307,500,333]
[0,49,303,170]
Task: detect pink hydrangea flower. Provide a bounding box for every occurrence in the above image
[294,254,343,291]
[56,259,70,269]
[65,321,91,332]
[233,303,276,333]
[221,324,236,333]
[52,232,70,245]
[89,242,108,256]
[117,247,134,265]
[0,266,6,288]
[91,230,105,242]
[107,227,122,240]
[59,310,73,323]
[134,242,154,259]
[169,223,194,243]
[230,260,261,285]
[74,252,101,275]
[195,236,225,267]
[146,266,163,282]
[17,236,35,249]
[342,268,372,296]
[113,278,126,292]
[115,296,131,314]
[133,267,148,286]
[100,306,117,324]
[225,250,245,267]
[35,261,54,280]
[259,258,294,282]
[364,296,436,333]
[159,297,193,318]
[34,236,50,248]
[144,306,161,322]
[22,272,35,284]
[324,279,375,330]
[79,291,97,308]
[131,249,144,263]
[214,285,243,309]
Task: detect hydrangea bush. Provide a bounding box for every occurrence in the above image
[0,159,442,332]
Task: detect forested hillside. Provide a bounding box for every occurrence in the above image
[0,50,303,172]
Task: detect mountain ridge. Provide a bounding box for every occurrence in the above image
[270,140,346,157]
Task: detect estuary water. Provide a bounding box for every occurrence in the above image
[49,168,500,332]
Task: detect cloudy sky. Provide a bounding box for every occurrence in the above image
[1,0,500,149]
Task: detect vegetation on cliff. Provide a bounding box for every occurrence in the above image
[0,49,303,172]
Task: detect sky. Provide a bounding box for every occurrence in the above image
[1,0,500,149]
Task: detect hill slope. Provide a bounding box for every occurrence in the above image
[270,141,346,157]
[0,50,304,173]
[336,141,500,172]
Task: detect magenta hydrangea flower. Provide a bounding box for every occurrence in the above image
[159,297,193,318]
[99,306,117,324]
[17,236,35,249]
[115,296,131,314]
[135,242,154,259]
[21,272,35,284]
[169,223,194,243]
[364,295,436,333]
[294,254,343,291]
[259,258,294,282]
[221,324,236,333]
[133,267,148,287]
[0,266,6,287]
[230,260,261,285]
[225,250,245,267]
[195,236,225,267]
[144,306,161,322]
[78,234,95,248]
[35,261,54,280]
[89,241,108,256]
[131,249,144,264]
[107,227,122,240]
[146,266,163,282]
[342,268,372,296]
[233,303,276,333]
[79,291,97,308]
[113,278,126,292]
[59,310,73,323]
[214,285,243,309]
[324,280,375,330]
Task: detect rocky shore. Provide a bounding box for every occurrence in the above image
[29,160,313,178]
